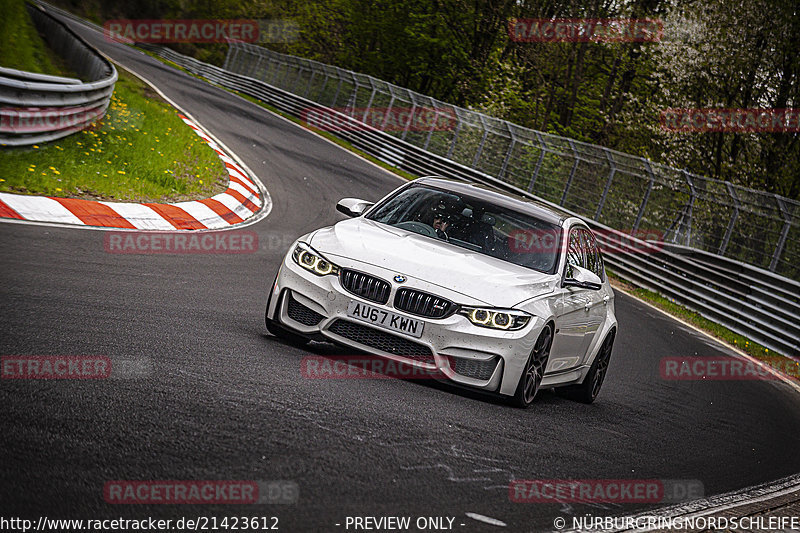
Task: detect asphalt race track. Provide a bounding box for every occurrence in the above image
[1,14,799,532]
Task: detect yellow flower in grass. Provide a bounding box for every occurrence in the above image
[118,171,126,174]
[53,171,60,175]
[55,188,62,192]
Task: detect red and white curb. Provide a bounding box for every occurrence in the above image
[0,115,265,230]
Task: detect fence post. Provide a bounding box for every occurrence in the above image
[595,149,616,220]
[633,159,655,233]
[304,69,316,98]
[362,78,376,124]
[770,195,792,272]
[223,43,234,71]
[670,171,696,245]
[499,122,516,180]
[560,139,580,205]
[527,132,547,193]
[401,94,418,140]
[330,72,344,108]
[472,114,489,168]
[423,104,443,151]
[317,69,330,105]
[719,182,740,255]
[446,111,462,159]
[381,87,397,131]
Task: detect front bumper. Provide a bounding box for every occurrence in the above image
[268,253,544,396]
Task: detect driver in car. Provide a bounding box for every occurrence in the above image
[428,200,460,240]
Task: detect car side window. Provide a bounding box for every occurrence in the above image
[581,229,605,281]
[565,228,585,277]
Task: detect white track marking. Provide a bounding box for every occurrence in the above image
[0,194,84,225]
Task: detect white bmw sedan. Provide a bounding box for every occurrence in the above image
[265,177,617,407]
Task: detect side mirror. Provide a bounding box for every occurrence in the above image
[563,265,602,290]
[336,198,374,217]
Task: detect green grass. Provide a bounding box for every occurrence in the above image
[0,67,228,202]
[0,0,73,76]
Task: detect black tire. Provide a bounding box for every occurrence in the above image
[559,330,615,404]
[510,324,553,408]
[265,282,310,346]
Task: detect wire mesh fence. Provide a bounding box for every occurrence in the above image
[225,42,799,281]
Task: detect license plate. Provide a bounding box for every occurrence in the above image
[346,301,424,338]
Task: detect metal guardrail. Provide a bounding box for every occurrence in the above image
[223,43,800,283]
[0,3,117,146]
[128,43,798,358]
[40,5,798,357]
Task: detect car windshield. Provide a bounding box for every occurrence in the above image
[366,185,561,274]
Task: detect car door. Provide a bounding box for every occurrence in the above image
[578,228,608,362]
[548,226,592,372]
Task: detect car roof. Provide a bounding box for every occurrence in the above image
[413,177,572,226]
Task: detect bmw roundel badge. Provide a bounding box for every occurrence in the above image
[394,275,406,283]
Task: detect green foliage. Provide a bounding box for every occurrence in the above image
[0,0,71,75]
[49,0,800,199]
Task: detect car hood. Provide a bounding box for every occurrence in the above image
[308,218,557,307]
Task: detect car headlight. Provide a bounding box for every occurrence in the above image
[292,243,340,276]
[459,307,531,330]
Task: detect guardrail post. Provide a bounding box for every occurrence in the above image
[595,149,616,220]
[472,114,489,168]
[719,183,740,255]
[560,139,580,205]
[770,196,792,272]
[633,159,655,232]
[527,132,547,193]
